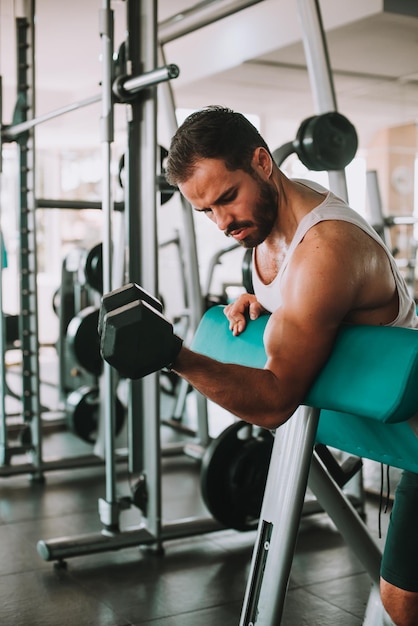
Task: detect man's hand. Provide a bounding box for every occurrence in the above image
[224,293,266,336]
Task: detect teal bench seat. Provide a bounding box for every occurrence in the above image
[191,306,418,473]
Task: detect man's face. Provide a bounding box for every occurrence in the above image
[178,156,278,249]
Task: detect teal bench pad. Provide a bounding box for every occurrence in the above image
[191,306,418,473]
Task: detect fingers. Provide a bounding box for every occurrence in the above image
[224,302,246,336]
[248,300,265,320]
[223,294,262,336]
[229,317,246,336]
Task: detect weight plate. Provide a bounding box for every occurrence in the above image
[242,248,254,294]
[84,243,103,294]
[117,146,175,205]
[66,306,102,376]
[201,421,273,531]
[5,314,19,345]
[66,385,126,444]
[296,112,358,171]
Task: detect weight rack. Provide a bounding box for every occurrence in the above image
[0,11,44,475]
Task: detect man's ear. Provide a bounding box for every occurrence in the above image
[252,147,273,179]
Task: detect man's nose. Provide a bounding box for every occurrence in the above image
[213,207,232,232]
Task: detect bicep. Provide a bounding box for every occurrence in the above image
[263,309,337,405]
[263,250,358,405]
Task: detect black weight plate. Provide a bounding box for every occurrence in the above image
[5,314,19,345]
[242,248,254,294]
[52,287,76,332]
[296,112,358,171]
[201,421,273,531]
[84,243,103,294]
[66,306,102,376]
[226,434,273,529]
[117,147,176,205]
[159,145,176,205]
[66,385,126,444]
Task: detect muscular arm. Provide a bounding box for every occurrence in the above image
[173,226,366,429]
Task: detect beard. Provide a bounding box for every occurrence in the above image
[225,176,278,248]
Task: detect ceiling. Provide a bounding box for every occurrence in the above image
[1,0,418,151]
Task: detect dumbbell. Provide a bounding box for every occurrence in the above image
[99,282,163,334]
[100,283,183,379]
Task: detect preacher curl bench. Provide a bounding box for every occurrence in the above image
[191,305,418,625]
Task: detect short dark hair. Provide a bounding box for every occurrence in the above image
[165,105,272,186]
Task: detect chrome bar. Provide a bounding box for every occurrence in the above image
[158,0,265,45]
[115,63,179,98]
[37,516,223,562]
[2,94,101,140]
[3,68,178,139]
[96,0,119,528]
[36,198,124,211]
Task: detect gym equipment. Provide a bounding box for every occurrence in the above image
[273,112,358,172]
[5,314,20,349]
[192,306,418,435]
[66,386,125,444]
[99,281,163,333]
[367,169,418,295]
[201,421,273,531]
[272,111,357,172]
[84,243,103,294]
[0,0,189,485]
[37,0,211,562]
[100,282,190,408]
[191,305,418,624]
[117,145,176,206]
[241,249,254,295]
[66,306,102,378]
[158,0,264,45]
[55,247,99,398]
[203,243,252,308]
[0,13,50,475]
[100,294,183,380]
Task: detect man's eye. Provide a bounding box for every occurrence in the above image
[222,191,237,204]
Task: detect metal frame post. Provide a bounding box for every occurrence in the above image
[0,76,7,465]
[240,406,320,625]
[308,453,382,584]
[298,0,366,515]
[15,3,43,480]
[158,45,209,445]
[125,0,161,541]
[96,0,121,529]
[297,0,348,201]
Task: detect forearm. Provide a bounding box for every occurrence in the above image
[172,346,295,429]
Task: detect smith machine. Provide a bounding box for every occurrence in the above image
[0,0,264,560]
[0,0,206,484]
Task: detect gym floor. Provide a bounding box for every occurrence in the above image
[1,349,391,626]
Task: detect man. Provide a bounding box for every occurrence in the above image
[163,106,418,625]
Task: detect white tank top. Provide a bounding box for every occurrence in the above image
[252,180,418,330]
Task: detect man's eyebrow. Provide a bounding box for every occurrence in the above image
[193,185,238,213]
[212,185,237,206]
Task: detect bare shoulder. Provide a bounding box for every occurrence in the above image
[290,218,388,276]
[283,218,398,326]
[302,218,374,250]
